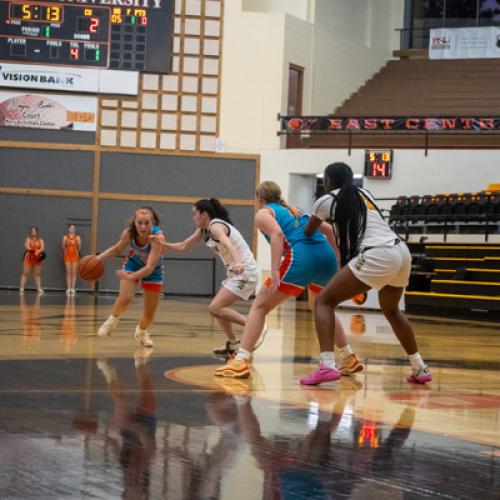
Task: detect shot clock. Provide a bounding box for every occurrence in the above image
[364,150,393,179]
[0,0,174,72]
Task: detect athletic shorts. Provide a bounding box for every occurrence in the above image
[124,259,163,293]
[348,241,411,290]
[265,241,338,297]
[222,268,258,301]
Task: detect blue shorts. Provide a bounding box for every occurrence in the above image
[265,241,338,297]
[124,258,163,292]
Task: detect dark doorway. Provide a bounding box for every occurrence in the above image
[286,64,304,149]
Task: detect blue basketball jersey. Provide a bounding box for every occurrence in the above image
[265,202,326,247]
[125,225,163,280]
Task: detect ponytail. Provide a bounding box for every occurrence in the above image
[194,198,232,224]
[256,180,302,225]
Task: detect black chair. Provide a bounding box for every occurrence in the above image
[440,193,458,222]
[485,192,500,222]
[406,195,420,222]
[467,192,489,222]
[413,194,432,222]
[452,192,471,222]
[426,194,447,223]
[389,196,408,223]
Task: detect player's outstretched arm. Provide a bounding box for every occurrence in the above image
[97,230,130,262]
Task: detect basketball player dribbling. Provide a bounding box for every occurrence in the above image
[96,206,164,347]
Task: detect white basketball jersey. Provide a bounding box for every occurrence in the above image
[204,219,257,271]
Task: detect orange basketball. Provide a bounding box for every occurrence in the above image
[78,255,104,281]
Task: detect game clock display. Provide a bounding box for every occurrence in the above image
[364,150,393,179]
[0,0,174,72]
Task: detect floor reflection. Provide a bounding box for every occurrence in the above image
[96,351,157,500]
[20,294,41,348]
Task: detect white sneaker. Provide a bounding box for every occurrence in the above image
[70,289,76,296]
[97,315,119,337]
[134,326,154,348]
[253,323,269,351]
[66,289,71,296]
[19,288,24,295]
[37,288,44,295]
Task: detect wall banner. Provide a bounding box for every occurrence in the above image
[0,63,138,95]
[0,91,97,131]
[280,115,500,133]
[429,26,500,60]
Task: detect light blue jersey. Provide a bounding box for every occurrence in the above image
[263,203,338,296]
[124,225,163,289]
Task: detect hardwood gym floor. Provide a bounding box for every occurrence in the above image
[0,290,499,499]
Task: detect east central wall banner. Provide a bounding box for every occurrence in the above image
[280,115,500,133]
[0,91,97,131]
[429,26,500,59]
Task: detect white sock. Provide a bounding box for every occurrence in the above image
[235,348,251,361]
[408,352,425,371]
[319,351,336,369]
[337,344,353,360]
[228,339,240,345]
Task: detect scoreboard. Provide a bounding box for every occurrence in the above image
[364,150,393,179]
[0,0,174,72]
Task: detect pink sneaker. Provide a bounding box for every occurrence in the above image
[300,365,341,385]
[406,365,432,384]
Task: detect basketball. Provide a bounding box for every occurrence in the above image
[78,255,104,281]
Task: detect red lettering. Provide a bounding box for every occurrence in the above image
[363,119,377,129]
[405,118,419,130]
[479,118,494,129]
[346,119,360,130]
[461,118,473,129]
[380,119,395,130]
[328,119,343,130]
[441,119,456,129]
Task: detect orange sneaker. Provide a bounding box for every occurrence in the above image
[214,358,251,378]
[338,353,364,376]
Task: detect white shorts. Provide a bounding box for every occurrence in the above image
[221,269,258,300]
[348,242,411,290]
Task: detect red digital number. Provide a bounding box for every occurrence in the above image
[70,47,79,60]
[141,16,148,25]
[372,162,386,177]
[90,17,99,33]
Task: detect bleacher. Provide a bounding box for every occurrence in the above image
[405,243,500,320]
[301,58,500,149]
[389,186,500,320]
[389,190,500,239]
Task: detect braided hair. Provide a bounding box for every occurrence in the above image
[324,163,366,266]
